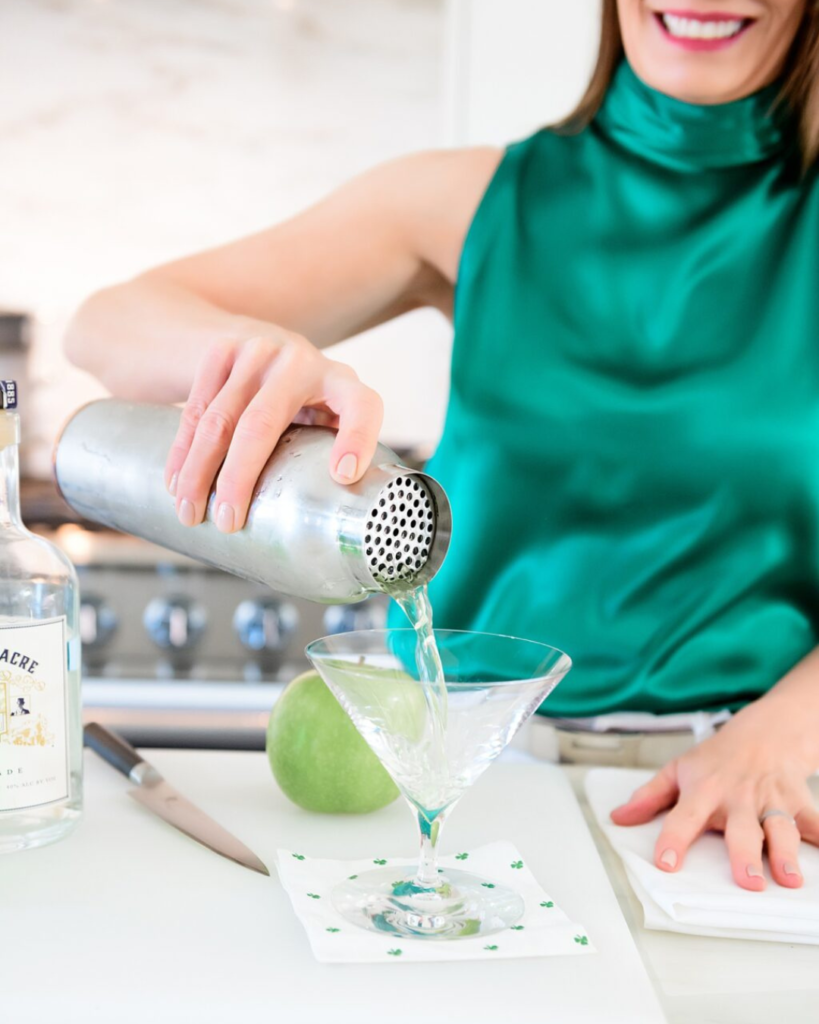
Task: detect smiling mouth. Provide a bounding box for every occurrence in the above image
[655,10,754,47]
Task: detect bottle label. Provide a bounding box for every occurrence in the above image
[0,617,69,812]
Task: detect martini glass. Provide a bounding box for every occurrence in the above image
[306,629,571,940]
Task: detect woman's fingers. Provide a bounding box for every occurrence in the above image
[610,761,678,826]
[653,797,710,873]
[323,363,384,484]
[170,334,385,532]
[174,387,250,527]
[212,359,382,530]
[212,375,304,532]
[724,811,766,891]
[175,339,278,526]
[762,812,803,888]
[796,805,819,847]
[165,340,235,494]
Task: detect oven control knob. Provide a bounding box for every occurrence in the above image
[143,596,207,650]
[79,595,118,649]
[322,598,387,636]
[233,598,298,653]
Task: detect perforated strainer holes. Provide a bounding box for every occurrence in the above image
[366,475,435,585]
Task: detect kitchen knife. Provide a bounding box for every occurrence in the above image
[84,722,269,876]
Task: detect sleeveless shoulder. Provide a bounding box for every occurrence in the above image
[454,127,585,329]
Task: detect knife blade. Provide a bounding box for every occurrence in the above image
[84,722,269,876]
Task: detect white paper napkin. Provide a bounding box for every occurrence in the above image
[586,768,819,945]
[276,841,595,963]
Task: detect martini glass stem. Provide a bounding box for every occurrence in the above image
[415,808,447,888]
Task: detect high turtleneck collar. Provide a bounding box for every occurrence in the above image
[595,60,793,171]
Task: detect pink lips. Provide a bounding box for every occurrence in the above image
[654,9,753,51]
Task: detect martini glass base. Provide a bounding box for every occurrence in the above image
[331,866,524,940]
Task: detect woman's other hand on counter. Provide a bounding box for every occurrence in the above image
[610,687,819,891]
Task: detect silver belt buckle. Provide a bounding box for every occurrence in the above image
[556,728,644,767]
[527,716,716,767]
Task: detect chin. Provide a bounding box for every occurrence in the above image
[630,58,755,104]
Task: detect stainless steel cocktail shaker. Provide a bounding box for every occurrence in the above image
[54,400,451,604]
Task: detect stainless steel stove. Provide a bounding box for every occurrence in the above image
[23,442,430,752]
[33,513,388,750]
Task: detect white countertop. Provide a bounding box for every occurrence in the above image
[5,750,818,1023]
[4,750,664,1024]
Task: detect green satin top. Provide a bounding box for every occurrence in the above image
[399,61,819,716]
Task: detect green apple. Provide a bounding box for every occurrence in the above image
[266,670,400,814]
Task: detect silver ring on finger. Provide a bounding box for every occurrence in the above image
[759,808,797,827]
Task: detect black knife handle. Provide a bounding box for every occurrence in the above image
[84,722,145,779]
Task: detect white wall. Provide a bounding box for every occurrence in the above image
[446,0,600,145]
[1,0,602,477]
[0,0,450,474]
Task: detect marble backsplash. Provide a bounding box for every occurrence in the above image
[0,0,451,476]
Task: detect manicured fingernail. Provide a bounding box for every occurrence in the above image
[336,453,357,482]
[747,865,763,879]
[784,862,800,877]
[178,498,195,527]
[168,472,178,497]
[660,849,677,869]
[216,502,235,533]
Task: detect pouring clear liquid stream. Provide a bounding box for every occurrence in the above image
[390,582,451,889]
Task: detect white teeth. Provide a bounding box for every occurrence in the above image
[661,13,745,39]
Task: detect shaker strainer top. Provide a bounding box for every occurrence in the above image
[365,475,436,586]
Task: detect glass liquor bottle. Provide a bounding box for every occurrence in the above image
[0,381,82,851]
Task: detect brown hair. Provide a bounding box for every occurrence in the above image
[557,0,819,168]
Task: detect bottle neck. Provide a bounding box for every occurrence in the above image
[0,443,22,527]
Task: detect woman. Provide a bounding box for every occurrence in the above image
[67,0,819,893]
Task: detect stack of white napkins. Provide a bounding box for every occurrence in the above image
[586,768,819,945]
[276,840,594,963]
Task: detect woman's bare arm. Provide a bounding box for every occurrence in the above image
[64,146,502,531]
[65,148,501,400]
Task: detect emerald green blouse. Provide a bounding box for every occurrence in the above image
[402,61,819,716]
